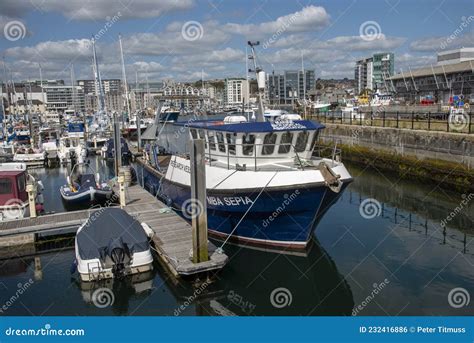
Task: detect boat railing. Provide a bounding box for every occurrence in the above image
[312,143,342,166]
[206,142,315,171]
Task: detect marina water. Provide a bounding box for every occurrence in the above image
[0,155,472,316]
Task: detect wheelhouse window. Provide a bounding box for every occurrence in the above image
[208,131,216,151]
[278,132,293,154]
[242,134,255,156]
[216,132,226,153]
[295,131,309,153]
[310,130,320,150]
[262,133,277,155]
[190,129,198,139]
[17,174,26,192]
[198,129,207,148]
[0,178,12,195]
[226,133,236,155]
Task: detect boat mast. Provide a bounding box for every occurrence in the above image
[38,63,45,110]
[118,34,131,118]
[247,41,264,122]
[301,50,306,119]
[70,64,77,113]
[91,38,105,113]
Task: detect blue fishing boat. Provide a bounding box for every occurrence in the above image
[139,118,353,250]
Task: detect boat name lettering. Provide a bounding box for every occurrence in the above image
[170,160,190,173]
[271,121,306,130]
[207,196,253,206]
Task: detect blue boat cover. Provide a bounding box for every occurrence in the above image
[76,208,150,260]
[175,119,325,133]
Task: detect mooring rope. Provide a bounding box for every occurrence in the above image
[217,171,279,252]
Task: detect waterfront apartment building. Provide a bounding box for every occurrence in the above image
[224,78,249,106]
[43,85,85,112]
[355,53,394,94]
[77,79,123,112]
[268,70,315,105]
[389,48,474,104]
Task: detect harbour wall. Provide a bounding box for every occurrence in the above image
[320,124,474,191]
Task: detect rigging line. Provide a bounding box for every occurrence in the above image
[217,171,279,252]
[211,169,238,189]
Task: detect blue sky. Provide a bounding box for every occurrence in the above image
[0,0,473,83]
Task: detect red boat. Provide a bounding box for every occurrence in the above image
[0,163,44,221]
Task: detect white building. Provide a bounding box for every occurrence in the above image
[43,85,85,113]
[224,78,249,106]
[437,47,474,66]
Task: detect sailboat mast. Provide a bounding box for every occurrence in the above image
[91,38,105,113]
[118,34,131,117]
[301,50,306,118]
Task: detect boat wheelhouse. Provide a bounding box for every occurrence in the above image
[141,118,353,250]
[0,163,44,221]
[58,136,87,164]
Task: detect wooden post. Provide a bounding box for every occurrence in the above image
[137,110,142,151]
[26,181,36,218]
[191,139,209,263]
[113,112,122,177]
[118,172,126,208]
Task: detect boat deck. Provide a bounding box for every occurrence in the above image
[0,184,228,277]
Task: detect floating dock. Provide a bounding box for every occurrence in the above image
[0,184,228,278]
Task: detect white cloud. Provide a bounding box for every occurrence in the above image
[5,39,93,62]
[0,0,194,21]
[324,34,406,51]
[224,5,330,37]
[409,32,474,52]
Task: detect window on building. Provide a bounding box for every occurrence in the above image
[278,132,293,154]
[242,134,255,156]
[262,133,277,155]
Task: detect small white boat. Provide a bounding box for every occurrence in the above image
[75,208,154,281]
[341,103,363,120]
[13,146,46,167]
[58,136,87,164]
